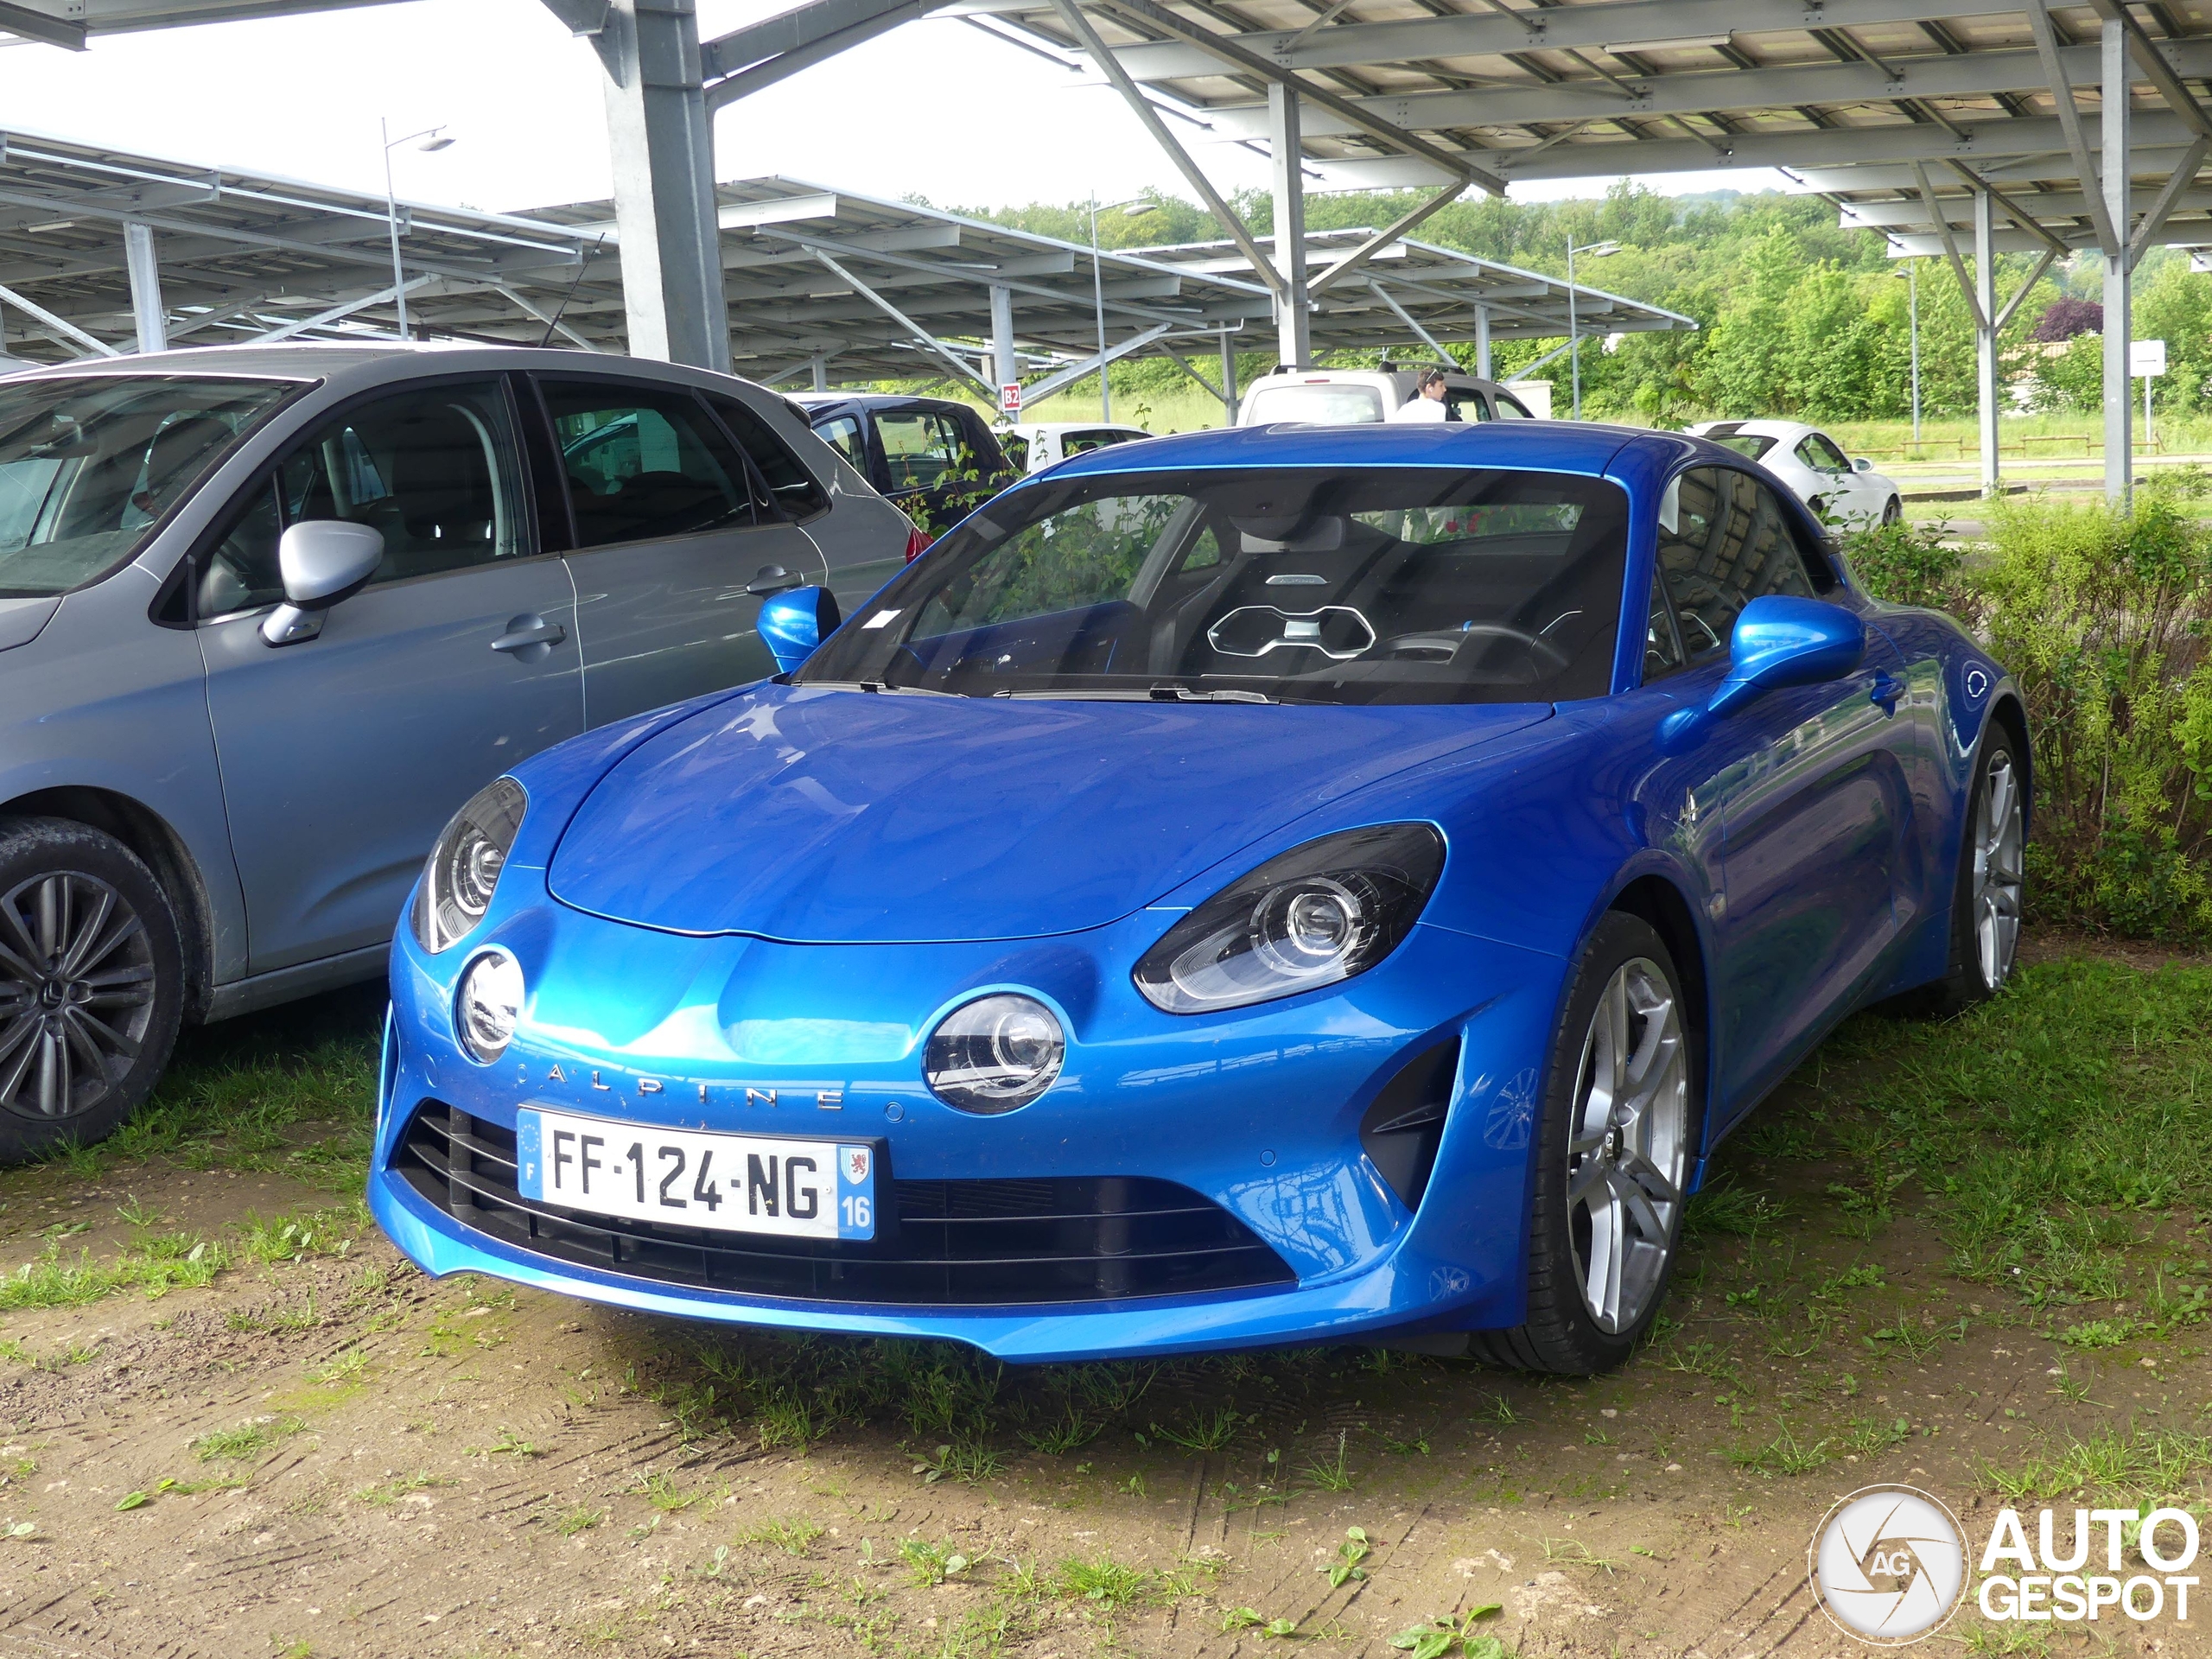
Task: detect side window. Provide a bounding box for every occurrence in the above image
[1491,395,1531,420]
[196,379,524,617]
[1656,468,1822,661]
[1795,432,1849,473]
[540,379,753,549]
[707,392,829,520]
[877,410,959,491]
[1643,572,1685,683]
[814,414,866,469]
[1444,387,1490,423]
[999,430,1032,472]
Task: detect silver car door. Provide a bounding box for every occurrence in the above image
[539,376,820,722]
[198,377,583,975]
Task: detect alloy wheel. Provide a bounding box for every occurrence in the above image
[0,871,158,1120]
[1973,753,2025,990]
[1565,957,1689,1334]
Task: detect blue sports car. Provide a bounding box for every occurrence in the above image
[369,422,2025,1374]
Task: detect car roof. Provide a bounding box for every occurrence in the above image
[1007,421,1149,435]
[792,391,974,415]
[1043,419,1655,480]
[0,340,785,397]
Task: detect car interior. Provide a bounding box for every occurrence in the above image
[810,468,1632,705]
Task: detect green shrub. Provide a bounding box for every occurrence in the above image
[1844,475,2212,941]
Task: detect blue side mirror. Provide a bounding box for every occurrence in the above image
[1659,596,1864,749]
[758,584,842,675]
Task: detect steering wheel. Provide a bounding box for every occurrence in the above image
[1381,622,1571,671]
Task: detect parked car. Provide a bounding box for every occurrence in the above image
[793,392,1014,537]
[1686,419,1903,527]
[0,343,913,1160]
[1237,365,1535,426]
[998,420,1153,474]
[371,421,2025,1372]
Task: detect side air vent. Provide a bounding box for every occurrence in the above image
[1358,1038,1461,1212]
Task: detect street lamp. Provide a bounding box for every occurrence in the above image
[382,120,455,341]
[1893,261,1922,445]
[1090,194,1155,420]
[1565,238,1620,421]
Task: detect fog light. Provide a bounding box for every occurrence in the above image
[924,994,1065,1113]
[455,949,524,1065]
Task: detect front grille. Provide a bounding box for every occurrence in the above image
[395,1101,1295,1306]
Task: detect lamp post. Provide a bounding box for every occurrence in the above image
[1894,260,1922,445]
[382,119,454,341]
[1089,194,1155,420]
[1565,238,1620,420]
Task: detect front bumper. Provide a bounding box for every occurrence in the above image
[370,893,1565,1363]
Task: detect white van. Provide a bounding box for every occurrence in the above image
[1236,365,1538,426]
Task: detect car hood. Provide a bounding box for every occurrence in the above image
[0,595,59,656]
[547,683,1549,944]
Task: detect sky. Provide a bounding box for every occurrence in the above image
[0,0,1791,218]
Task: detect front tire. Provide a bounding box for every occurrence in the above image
[0,817,183,1165]
[1881,496,1903,525]
[1471,912,1694,1375]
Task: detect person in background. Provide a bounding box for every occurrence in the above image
[1390,367,1449,423]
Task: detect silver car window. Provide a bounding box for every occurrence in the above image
[0,375,300,598]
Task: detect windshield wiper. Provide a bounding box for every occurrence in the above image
[995,683,1276,704]
[808,678,959,697]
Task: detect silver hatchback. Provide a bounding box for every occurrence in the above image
[0,344,915,1160]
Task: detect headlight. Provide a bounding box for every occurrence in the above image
[924,994,1065,1114]
[455,949,524,1065]
[1134,823,1445,1014]
[412,777,526,952]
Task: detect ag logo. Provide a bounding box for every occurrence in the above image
[1810,1485,1967,1645]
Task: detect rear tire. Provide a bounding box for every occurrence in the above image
[1881,496,1904,525]
[1901,731,2025,1017]
[0,817,183,1165]
[1469,912,1694,1376]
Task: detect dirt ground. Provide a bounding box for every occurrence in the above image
[0,946,2204,1659]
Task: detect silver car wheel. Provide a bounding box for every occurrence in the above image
[0,871,157,1120]
[1566,957,1689,1335]
[1973,752,2025,990]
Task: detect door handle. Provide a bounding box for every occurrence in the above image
[1868,670,1904,714]
[491,617,566,653]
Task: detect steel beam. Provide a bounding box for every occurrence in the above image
[1974,189,1999,496]
[809,245,992,390]
[250,276,431,342]
[1018,321,1175,404]
[0,1,84,46]
[121,219,165,353]
[0,281,118,355]
[704,0,936,108]
[590,0,731,371]
[989,283,1017,399]
[2026,0,2120,257]
[1306,181,1472,301]
[2104,16,2133,506]
[1268,84,1311,370]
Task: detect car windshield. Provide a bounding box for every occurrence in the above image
[0,375,302,596]
[797,465,1630,706]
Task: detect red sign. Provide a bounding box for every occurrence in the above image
[1000,382,1023,415]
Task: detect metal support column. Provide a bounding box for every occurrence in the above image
[122,221,164,354]
[1268,82,1311,371]
[2103,15,2134,505]
[1474,303,1491,380]
[598,0,731,372]
[1219,333,1239,425]
[1974,189,1999,495]
[989,283,1017,404]
[810,354,829,392]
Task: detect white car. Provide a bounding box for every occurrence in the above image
[999,421,1153,474]
[1237,365,1535,425]
[1686,420,1902,528]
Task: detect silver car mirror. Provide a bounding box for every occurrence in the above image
[261,520,385,647]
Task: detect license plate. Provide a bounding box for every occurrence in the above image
[514,1108,876,1241]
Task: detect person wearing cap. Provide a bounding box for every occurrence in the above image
[1390,367,1450,423]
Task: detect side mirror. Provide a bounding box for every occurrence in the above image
[260,520,384,646]
[758,584,842,675]
[1852,456,1873,474]
[1658,596,1864,748]
[746,563,803,598]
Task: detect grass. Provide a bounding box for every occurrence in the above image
[192,1415,306,1463]
[736,1516,823,1555]
[1983,1424,2212,1507]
